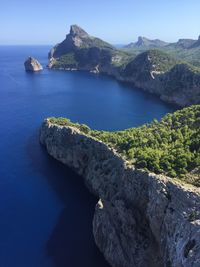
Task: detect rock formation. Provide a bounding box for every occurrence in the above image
[24,57,43,72]
[40,119,200,267]
[120,52,200,106]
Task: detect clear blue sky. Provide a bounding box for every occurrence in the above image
[1,0,200,45]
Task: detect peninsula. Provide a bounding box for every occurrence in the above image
[40,105,200,267]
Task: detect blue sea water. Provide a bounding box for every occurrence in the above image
[0,46,176,267]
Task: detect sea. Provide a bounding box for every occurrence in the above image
[0,45,176,267]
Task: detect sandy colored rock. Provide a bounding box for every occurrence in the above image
[24,57,43,72]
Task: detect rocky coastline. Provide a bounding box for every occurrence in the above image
[40,119,200,267]
[48,25,200,107]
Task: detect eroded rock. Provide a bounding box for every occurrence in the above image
[24,57,43,72]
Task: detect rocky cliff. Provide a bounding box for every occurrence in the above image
[48,25,200,107]
[24,57,43,72]
[120,52,200,106]
[40,119,200,267]
[48,25,129,74]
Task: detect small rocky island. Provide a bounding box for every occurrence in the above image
[24,57,43,72]
[40,105,200,267]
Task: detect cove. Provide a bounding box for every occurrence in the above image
[0,46,176,267]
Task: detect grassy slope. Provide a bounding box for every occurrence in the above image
[49,105,200,187]
[122,46,200,68]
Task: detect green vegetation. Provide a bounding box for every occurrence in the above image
[163,47,200,68]
[134,49,178,72]
[49,117,90,134]
[54,52,78,67]
[49,105,200,186]
[122,45,200,68]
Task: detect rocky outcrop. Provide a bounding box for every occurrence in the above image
[48,24,125,73]
[24,57,43,72]
[40,119,200,267]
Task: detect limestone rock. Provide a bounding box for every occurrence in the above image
[40,120,200,267]
[24,57,43,72]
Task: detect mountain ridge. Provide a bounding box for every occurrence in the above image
[48,25,200,107]
[125,36,169,49]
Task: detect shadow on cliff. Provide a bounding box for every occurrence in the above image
[26,130,110,267]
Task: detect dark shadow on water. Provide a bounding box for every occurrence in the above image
[26,130,110,267]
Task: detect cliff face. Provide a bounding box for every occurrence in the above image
[40,120,200,267]
[48,25,127,74]
[121,55,200,106]
[24,57,43,72]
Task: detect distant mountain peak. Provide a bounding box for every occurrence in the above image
[137,36,148,45]
[49,24,114,60]
[69,25,89,38]
[125,36,168,49]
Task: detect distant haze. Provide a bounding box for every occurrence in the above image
[1,0,200,45]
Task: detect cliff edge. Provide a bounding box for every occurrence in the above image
[40,119,200,267]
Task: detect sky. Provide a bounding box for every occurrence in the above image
[1,0,200,45]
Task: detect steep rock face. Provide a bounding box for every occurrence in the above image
[121,52,200,106]
[40,120,200,267]
[158,64,200,106]
[48,25,126,74]
[24,57,43,72]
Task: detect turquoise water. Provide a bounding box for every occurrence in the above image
[0,46,176,267]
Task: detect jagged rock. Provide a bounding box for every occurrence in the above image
[40,119,200,267]
[24,57,43,72]
[48,24,115,61]
[70,24,89,38]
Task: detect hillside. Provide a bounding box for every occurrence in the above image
[48,25,130,71]
[49,105,200,187]
[48,25,200,106]
[123,35,200,67]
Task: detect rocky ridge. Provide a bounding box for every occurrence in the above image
[48,25,200,107]
[125,36,169,49]
[24,57,43,72]
[40,119,200,267]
